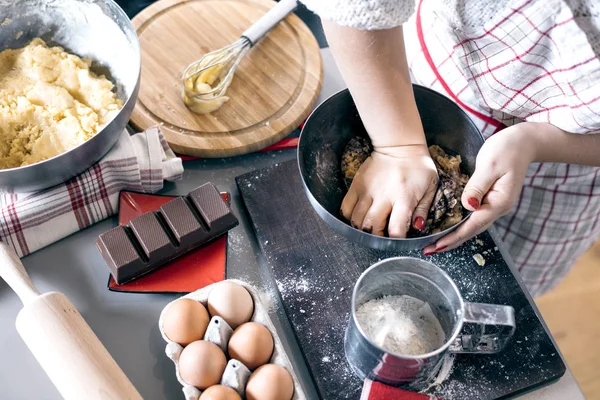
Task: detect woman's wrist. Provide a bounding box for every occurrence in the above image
[374,143,430,159]
[501,121,600,167]
[518,122,580,164]
[499,122,539,163]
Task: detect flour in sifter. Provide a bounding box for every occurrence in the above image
[356,295,445,356]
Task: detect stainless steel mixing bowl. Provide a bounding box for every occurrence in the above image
[0,0,140,192]
[297,86,485,251]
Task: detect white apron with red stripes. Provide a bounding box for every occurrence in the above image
[403,0,600,296]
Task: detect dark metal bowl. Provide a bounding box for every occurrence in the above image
[297,86,484,251]
[0,0,140,192]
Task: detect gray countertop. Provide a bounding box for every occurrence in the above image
[0,48,584,400]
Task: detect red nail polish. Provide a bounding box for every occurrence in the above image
[436,245,448,252]
[423,251,435,256]
[413,216,425,230]
[468,197,480,210]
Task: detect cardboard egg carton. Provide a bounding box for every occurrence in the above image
[158,279,307,400]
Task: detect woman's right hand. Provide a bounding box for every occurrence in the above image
[341,144,438,237]
[323,21,435,235]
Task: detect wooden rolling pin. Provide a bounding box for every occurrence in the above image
[0,242,142,400]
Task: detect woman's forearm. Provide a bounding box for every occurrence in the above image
[522,122,600,166]
[322,20,426,149]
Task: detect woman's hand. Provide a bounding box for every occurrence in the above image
[423,124,537,255]
[341,144,438,237]
[322,21,446,237]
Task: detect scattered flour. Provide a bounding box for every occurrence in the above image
[356,295,445,356]
[257,289,275,313]
[276,276,311,294]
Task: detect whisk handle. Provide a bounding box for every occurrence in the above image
[241,0,298,45]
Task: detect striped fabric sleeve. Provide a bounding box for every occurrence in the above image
[300,0,415,30]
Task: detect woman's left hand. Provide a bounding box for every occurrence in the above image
[423,123,538,255]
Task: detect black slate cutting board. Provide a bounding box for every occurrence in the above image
[236,160,566,400]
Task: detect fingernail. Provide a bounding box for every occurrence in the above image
[413,216,425,231]
[436,245,448,252]
[468,197,480,210]
[423,251,435,256]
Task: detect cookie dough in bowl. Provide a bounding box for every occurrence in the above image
[0,38,123,169]
[297,86,484,251]
[0,0,139,192]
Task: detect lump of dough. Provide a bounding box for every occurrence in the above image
[340,136,373,189]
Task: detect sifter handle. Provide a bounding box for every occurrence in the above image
[241,0,298,45]
[0,242,40,305]
[449,302,516,354]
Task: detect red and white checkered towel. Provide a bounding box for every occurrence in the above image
[0,127,183,257]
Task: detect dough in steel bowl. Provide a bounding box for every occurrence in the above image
[0,38,123,169]
[341,136,470,237]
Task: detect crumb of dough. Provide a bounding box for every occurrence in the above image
[1,18,12,27]
[340,136,372,189]
[340,138,470,237]
[0,38,123,169]
[475,238,484,246]
[473,253,486,266]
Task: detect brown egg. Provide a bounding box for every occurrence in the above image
[246,364,294,400]
[207,281,254,329]
[228,322,274,370]
[178,340,226,389]
[163,298,210,346]
[199,385,241,400]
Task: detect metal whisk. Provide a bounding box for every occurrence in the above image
[182,0,298,111]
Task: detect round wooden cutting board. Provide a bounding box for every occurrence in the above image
[130,0,323,158]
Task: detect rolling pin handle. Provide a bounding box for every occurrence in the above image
[0,241,40,305]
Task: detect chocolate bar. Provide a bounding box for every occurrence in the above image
[96,183,238,285]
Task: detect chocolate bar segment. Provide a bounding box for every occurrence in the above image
[96,226,147,283]
[188,184,238,231]
[159,197,209,246]
[96,183,238,285]
[129,212,176,261]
